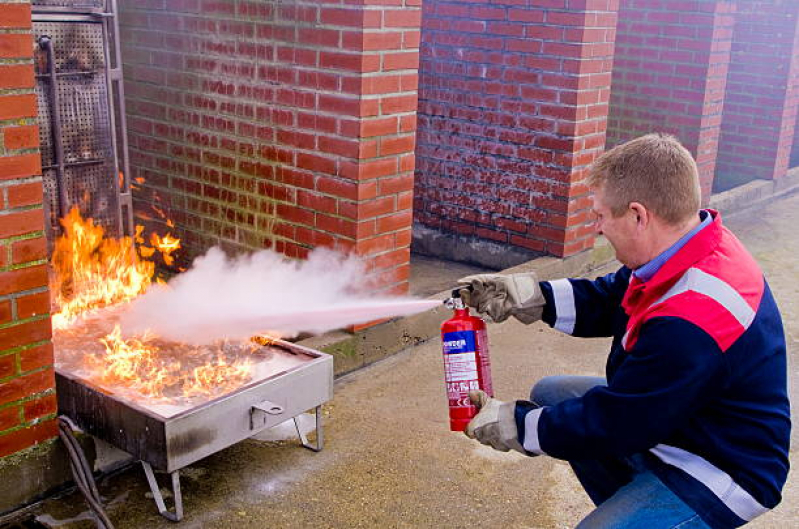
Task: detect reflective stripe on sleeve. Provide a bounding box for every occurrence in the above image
[650,444,769,522]
[549,279,576,335]
[522,407,546,455]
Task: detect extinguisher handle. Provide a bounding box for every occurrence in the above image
[444,284,473,309]
[451,284,474,299]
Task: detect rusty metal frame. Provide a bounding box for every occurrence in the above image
[33,0,133,239]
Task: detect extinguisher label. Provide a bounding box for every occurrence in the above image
[442,331,476,354]
[442,331,480,391]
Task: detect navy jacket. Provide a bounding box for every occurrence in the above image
[516,212,790,528]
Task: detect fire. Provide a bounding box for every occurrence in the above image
[51,207,264,404]
[182,355,252,399]
[88,325,253,402]
[51,208,157,329]
[151,232,180,266]
[94,325,180,400]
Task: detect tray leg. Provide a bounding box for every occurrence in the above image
[141,461,183,522]
[295,406,324,452]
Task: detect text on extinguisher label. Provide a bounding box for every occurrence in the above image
[442,331,476,354]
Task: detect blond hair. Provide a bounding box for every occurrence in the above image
[587,134,701,225]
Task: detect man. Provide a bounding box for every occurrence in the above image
[459,134,790,529]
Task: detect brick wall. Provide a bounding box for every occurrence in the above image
[414,0,618,262]
[607,0,735,200]
[120,0,421,295]
[0,0,56,459]
[716,1,799,189]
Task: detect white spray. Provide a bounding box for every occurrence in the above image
[119,247,438,344]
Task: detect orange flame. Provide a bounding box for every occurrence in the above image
[51,207,267,403]
[182,355,252,399]
[90,325,253,402]
[51,208,157,329]
[151,232,180,266]
[94,325,180,400]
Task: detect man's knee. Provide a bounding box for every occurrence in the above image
[531,375,606,406]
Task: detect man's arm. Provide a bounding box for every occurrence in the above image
[540,266,632,338]
[518,317,726,458]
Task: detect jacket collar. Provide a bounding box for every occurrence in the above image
[622,210,723,311]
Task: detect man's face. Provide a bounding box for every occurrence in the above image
[591,187,644,269]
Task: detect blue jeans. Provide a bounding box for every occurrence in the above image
[531,376,711,529]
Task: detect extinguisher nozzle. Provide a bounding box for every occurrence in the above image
[444,285,472,309]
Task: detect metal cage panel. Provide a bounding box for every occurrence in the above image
[32,1,106,8]
[33,0,132,245]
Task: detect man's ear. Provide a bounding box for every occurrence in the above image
[628,202,649,230]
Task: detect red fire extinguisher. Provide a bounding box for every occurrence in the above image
[441,287,493,432]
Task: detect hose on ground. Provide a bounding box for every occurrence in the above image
[57,416,115,529]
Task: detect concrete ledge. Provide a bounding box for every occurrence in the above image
[0,435,94,518]
[299,237,616,378]
[709,168,799,217]
[411,222,542,270]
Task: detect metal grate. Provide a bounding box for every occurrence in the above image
[33,21,105,74]
[33,2,131,243]
[32,1,105,8]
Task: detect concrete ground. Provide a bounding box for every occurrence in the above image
[15,191,799,528]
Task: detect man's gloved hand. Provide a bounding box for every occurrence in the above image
[465,390,526,454]
[457,273,545,323]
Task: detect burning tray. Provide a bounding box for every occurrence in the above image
[56,333,332,521]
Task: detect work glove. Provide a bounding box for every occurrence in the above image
[465,390,527,454]
[457,273,545,324]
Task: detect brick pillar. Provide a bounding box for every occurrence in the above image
[0,1,56,459]
[121,0,421,295]
[607,0,735,201]
[716,1,799,189]
[414,0,618,263]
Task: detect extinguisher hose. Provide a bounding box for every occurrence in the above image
[58,416,115,529]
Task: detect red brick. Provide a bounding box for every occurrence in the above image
[0,406,18,431]
[0,300,11,325]
[0,368,54,407]
[16,291,50,319]
[23,394,57,422]
[384,9,421,28]
[0,33,33,59]
[0,265,48,296]
[0,354,15,379]
[0,419,58,458]
[320,7,365,28]
[7,181,43,208]
[377,174,414,195]
[361,117,399,137]
[0,209,44,239]
[383,52,419,71]
[380,94,418,114]
[19,343,54,372]
[355,232,396,255]
[0,4,31,28]
[3,125,38,150]
[0,64,34,90]
[0,319,51,357]
[0,153,41,180]
[371,247,409,271]
[379,135,415,156]
[356,75,400,95]
[377,210,412,232]
[360,196,396,219]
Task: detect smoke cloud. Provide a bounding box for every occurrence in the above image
[119,247,438,344]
